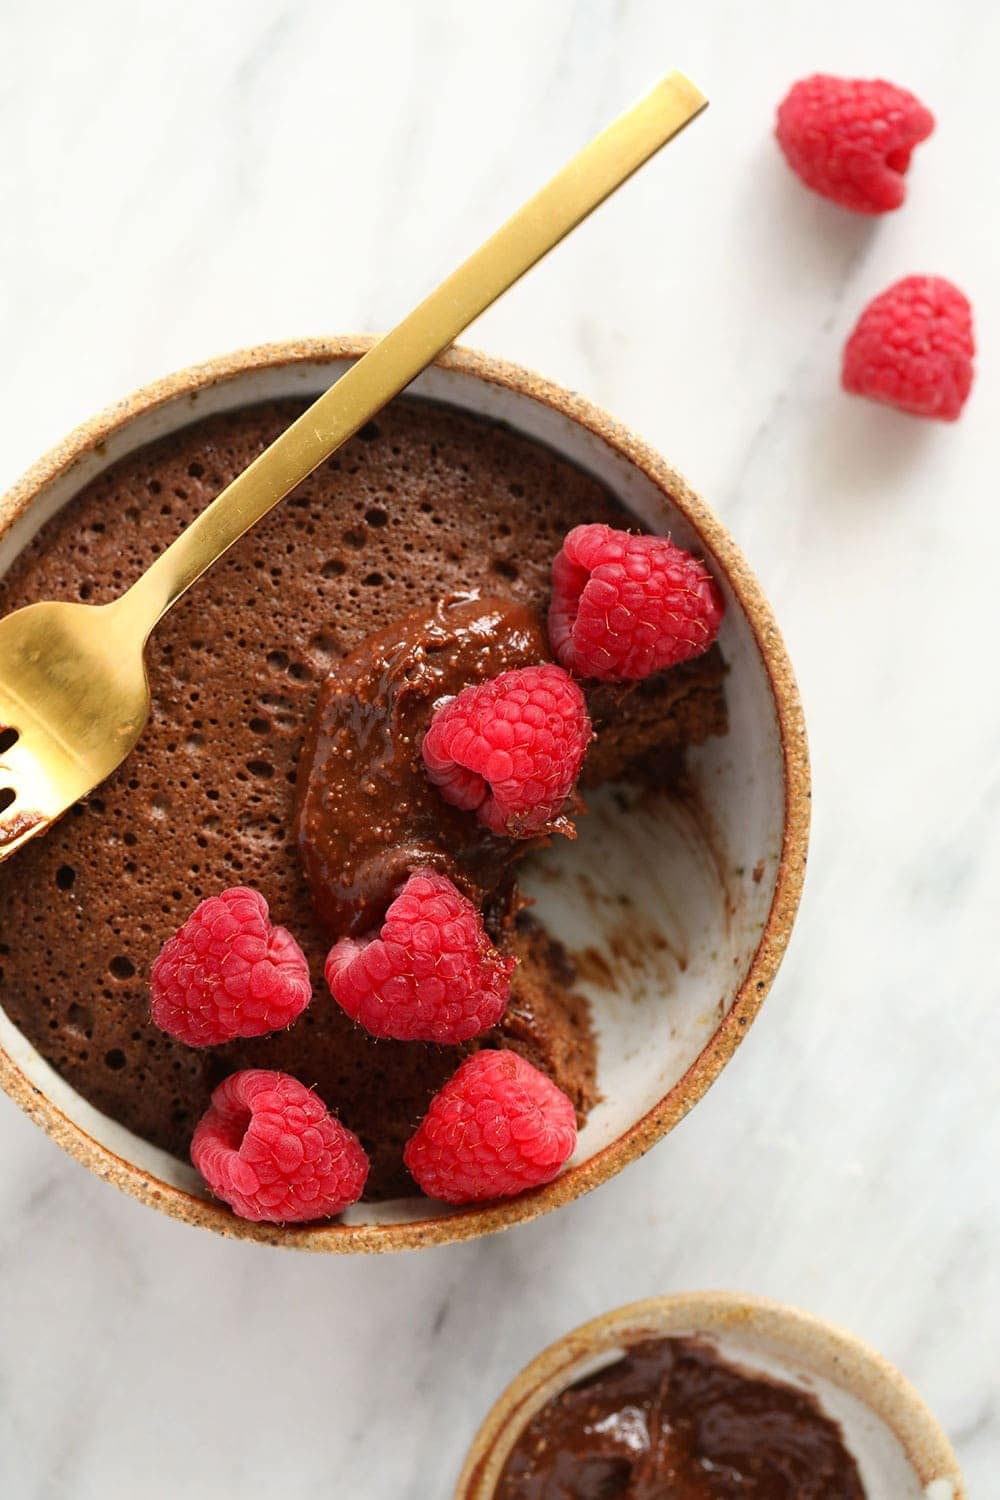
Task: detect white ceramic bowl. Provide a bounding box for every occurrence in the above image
[455,1292,965,1498]
[0,339,809,1250]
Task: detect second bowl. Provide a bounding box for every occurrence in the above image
[456,1292,965,1498]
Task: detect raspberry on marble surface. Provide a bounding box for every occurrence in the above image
[842,275,974,420]
[776,74,934,213]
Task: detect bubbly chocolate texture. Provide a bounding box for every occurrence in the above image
[497,1336,866,1499]
[0,397,726,1199]
[295,594,553,936]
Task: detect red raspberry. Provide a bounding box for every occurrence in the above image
[191,1069,369,1223]
[325,869,515,1043]
[842,276,975,421]
[776,75,935,213]
[549,523,724,682]
[421,664,591,839]
[151,887,311,1047]
[404,1050,577,1203]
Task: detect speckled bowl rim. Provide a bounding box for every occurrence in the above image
[454,1291,965,1498]
[0,336,809,1251]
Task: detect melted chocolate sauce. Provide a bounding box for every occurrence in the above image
[295,594,555,935]
[497,1337,866,1499]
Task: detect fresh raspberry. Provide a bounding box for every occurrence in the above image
[151,887,311,1047]
[549,523,724,682]
[776,75,935,213]
[421,664,591,839]
[842,276,975,421]
[404,1050,577,1203]
[191,1069,369,1223]
[325,869,515,1043]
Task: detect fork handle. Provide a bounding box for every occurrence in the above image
[119,71,706,636]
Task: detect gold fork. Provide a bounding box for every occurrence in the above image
[0,71,706,865]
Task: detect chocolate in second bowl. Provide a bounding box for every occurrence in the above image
[0,339,808,1250]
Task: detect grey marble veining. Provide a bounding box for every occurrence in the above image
[0,1,997,1495]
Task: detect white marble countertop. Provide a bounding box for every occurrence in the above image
[0,2,996,1495]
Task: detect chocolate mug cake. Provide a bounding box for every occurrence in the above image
[0,394,726,1200]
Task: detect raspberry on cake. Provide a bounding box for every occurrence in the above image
[191,1069,369,1223]
[842,276,975,421]
[151,886,311,1047]
[295,596,561,938]
[549,523,724,682]
[421,663,591,838]
[325,869,515,1043]
[776,74,935,213]
[404,1049,577,1203]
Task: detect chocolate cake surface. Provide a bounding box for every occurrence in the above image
[0,396,726,1198]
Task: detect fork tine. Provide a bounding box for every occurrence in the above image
[0,813,51,862]
[0,690,23,742]
[0,738,29,848]
[0,692,56,856]
[0,774,50,860]
[0,719,49,859]
[0,704,21,810]
[0,724,29,794]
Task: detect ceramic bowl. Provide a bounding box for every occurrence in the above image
[0,338,809,1250]
[455,1291,965,1498]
